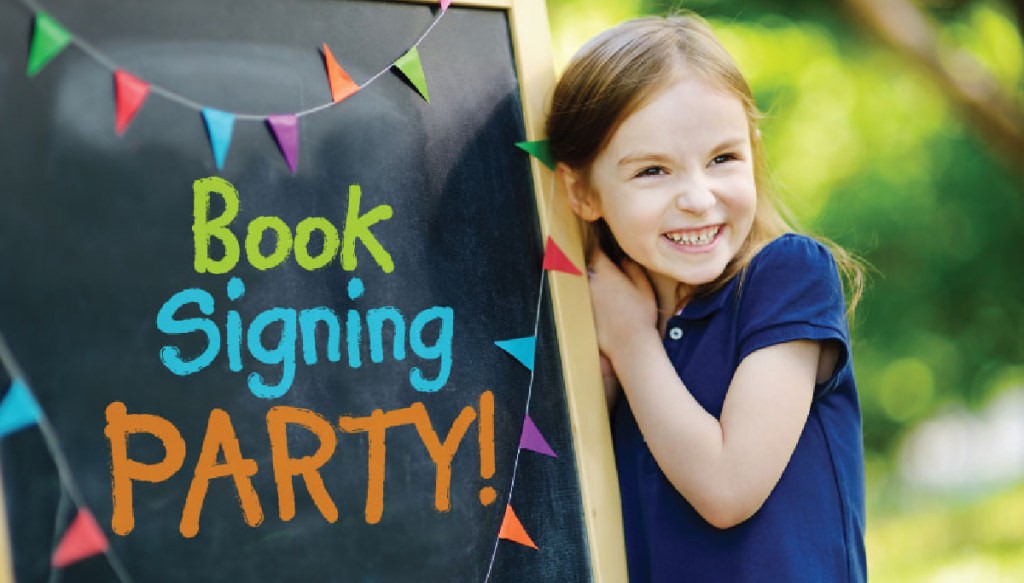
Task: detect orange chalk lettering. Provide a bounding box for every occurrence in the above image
[410,402,476,513]
[267,406,339,523]
[104,401,187,536]
[180,408,263,538]
[338,406,418,524]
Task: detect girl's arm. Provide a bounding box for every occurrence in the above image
[589,252,823,529]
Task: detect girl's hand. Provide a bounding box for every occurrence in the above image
[587,251,659,363]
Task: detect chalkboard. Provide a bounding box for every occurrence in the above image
[0,0,625,581]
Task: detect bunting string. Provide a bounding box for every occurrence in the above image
[484,162,571,581]
[14,0,447,121]
[0,335,134,582]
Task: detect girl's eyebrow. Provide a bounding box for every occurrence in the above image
[712,137,748,152]
[617,152,673,167]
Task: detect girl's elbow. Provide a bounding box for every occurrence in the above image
[702,507,753,530]
[694,492,762,530]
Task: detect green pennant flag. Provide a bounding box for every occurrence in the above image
[27,12,71,77]
[515,140,556,171]
[394,47,430,103]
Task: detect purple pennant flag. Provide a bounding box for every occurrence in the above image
[266,114,299,173]
[519,414,556,458]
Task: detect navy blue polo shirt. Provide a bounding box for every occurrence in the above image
[613,234,866,582]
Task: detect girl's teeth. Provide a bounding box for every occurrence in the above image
[666,226,719,246]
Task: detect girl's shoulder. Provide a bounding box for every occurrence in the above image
[747,233,839,279]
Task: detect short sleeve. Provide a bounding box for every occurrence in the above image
[737,234,850,396]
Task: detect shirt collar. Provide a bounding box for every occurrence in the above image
[676,277,737,321]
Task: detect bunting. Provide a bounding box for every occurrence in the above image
[27,11,70,77]
[494,337,535,372]
[0,379,42,438]
[514,140,555,171]
[393,47,430,103]
[113,69,150,135]
[322,43,360,103]
[441,0,453,11]
[52,509,109,568]
[202,108,235,171]
[519,415,556,458]
[22,7,440,173]
[542,237,582,276]
[497,505,537,550]
[266,114,300,173]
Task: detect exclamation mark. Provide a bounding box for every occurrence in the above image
[478,390,496,506]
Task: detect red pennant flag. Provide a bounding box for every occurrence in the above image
[113,69,150,135]
[498,505,538,549]
[322,43,359,103]
[52,509,109,568]
[542,237,582,275]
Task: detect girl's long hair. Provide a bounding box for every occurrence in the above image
[546,13,864,315]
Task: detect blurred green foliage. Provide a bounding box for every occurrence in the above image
[548,0,1024,579]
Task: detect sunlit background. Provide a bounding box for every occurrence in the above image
[546,0,1024,580]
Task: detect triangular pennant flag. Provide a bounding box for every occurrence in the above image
[515,140,555,171]
[498,505,538,549]
[393,47,430,103]
[542,237,582,276]
[202,108,235,171]
[266,114,300,173]
[114,69,150,135]
[321,43,359,103]
[520,415,557,457]
[495,336,535,372]
[52,509,109,568]
[0,379,42,438]
[440,0,453,10]
[27,12,71,77]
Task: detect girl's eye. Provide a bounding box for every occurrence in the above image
[711,153,738,165]
[634,166,667,178]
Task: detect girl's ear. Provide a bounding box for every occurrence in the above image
[558,163,601,222]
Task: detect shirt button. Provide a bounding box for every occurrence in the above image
[668,327,683,340]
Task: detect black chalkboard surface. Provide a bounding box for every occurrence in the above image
[0,0,625,581]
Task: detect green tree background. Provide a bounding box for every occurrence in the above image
[547,0,1024,580]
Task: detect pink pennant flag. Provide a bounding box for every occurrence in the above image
[520,415,557,457]
[542,237,582,275]
[440,0,453,10]
[52,509,109,568]
[113,69,149,135]
[266,114,300,173]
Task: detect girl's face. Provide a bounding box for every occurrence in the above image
[573,76,757,303]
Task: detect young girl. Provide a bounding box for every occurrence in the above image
[546,14,867,582]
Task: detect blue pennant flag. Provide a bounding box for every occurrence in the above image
[202,108,235,171]
[495,336,536,372]
[0,379,42,438]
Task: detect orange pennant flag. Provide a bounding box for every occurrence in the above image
[52,509,109,568]
[322,43,359,103]
[542,237,582,275]
[498,504,538,549]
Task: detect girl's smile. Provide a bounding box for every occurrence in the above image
[662,224,724,252]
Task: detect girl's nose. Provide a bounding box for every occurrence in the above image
[675,175,716,214]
